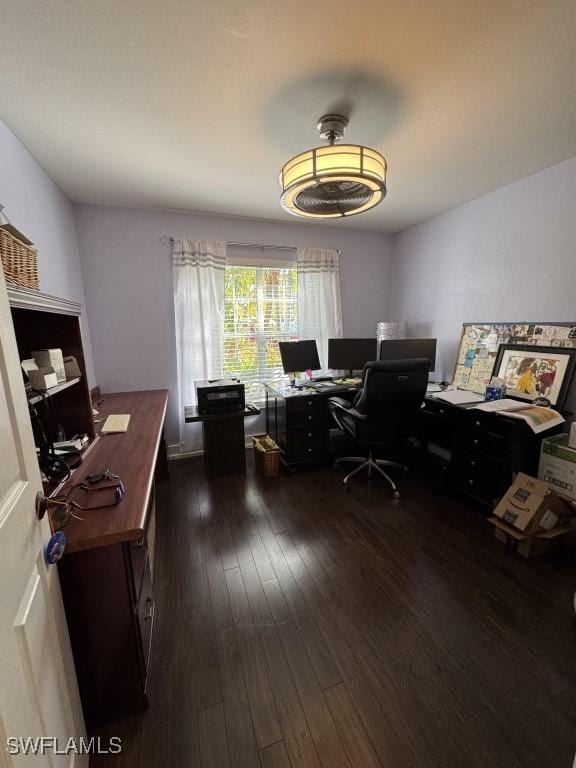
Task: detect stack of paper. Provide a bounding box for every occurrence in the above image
[473,398,565,433]
[429,389,485,405]
[472,398,530,413]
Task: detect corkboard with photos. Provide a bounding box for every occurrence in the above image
[452,322,576,394]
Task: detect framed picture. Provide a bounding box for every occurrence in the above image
[452,321,576,393]
[492,344,576,409]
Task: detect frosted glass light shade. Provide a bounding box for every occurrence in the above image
[279,144,387,218]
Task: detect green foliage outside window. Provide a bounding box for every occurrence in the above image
[224,265,297,398]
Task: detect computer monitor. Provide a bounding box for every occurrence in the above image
[328,338,378,374]
[278,340,321,374]
[379,338,437,371]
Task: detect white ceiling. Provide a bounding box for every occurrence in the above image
[1,0,575,233]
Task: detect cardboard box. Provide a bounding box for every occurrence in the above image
[28,368,58,390]
[489,516,573,559]
[539,434,576,502]
[492,472,572,534]
[32,348,65,383]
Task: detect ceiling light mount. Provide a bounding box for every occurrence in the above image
[316,114,348,145]
[279,114,387,219]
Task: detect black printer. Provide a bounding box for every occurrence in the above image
[195,379,245,415]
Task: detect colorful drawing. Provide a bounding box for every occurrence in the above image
[492,344,576,408]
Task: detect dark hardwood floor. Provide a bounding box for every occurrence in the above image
[91,455,576,768]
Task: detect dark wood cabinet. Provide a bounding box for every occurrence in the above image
[54,390,167,725]
[59,494,156,724]
[417,396,560,507]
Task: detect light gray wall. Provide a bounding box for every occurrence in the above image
[0,119,95,385]
[74,204,392,444]
[389,156,576,385]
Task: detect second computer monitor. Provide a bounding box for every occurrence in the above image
[379,338,436,370]
[278,340,321,373]
[328,338,378,373]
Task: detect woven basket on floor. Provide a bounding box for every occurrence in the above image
[0,228,39,289]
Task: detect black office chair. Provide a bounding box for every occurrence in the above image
[328,359,430,498]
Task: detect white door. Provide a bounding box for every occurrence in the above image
[0,267,87,767]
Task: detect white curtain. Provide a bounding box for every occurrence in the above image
[173,239,226,452]
[297,247,343,369]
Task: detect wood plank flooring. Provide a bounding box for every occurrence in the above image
[90,455,576,768]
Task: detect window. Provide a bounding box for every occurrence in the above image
[224,263,297,399]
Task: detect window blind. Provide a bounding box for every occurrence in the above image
[223,263,298,399]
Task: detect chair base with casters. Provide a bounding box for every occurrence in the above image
[334,451,407,497]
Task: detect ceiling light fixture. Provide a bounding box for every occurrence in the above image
[279,114,387,219]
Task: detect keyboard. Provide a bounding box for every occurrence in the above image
[101,414,131,434]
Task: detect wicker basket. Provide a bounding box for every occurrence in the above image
[0,228,39,289]
[253,434,282,478]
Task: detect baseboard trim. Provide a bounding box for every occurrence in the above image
[168,439,256,460]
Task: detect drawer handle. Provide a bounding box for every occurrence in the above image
[439,409,445,415]
[475,420,481,428]
[144,596,154,621]
[468,479,474,485]
[308,415,313,421]
[470,460,476,467]
[308,400,313,406]
[473,439,479,446]
[307,448,312,453]
[308,432,312,437]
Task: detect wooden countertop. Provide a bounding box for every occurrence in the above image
[50,390,168,554]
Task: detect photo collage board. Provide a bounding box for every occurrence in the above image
[453,322,576,394]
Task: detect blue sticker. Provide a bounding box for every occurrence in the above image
[45,532,66,565]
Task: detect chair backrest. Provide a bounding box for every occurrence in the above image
[352,358,430,444]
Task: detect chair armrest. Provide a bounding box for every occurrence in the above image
[328,397,367,421]
[328,396,353,410]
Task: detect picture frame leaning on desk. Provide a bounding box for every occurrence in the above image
[492,344,576,410]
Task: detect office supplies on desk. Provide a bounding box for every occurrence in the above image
[333,377,362,386]
[101,414,131,433]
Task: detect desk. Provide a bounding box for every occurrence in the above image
[264,380,358,471]
[54,390,168,724]
[185,404,261,477]
[417,395,562,507]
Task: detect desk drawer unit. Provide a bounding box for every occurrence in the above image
[286,424,327,460]
[285,398,328,462]
[418,397,544,507]
[449,452,510,505]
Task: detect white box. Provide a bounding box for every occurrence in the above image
[32,349,65,383]
[28,369,59,390]
[539,434,576,502]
